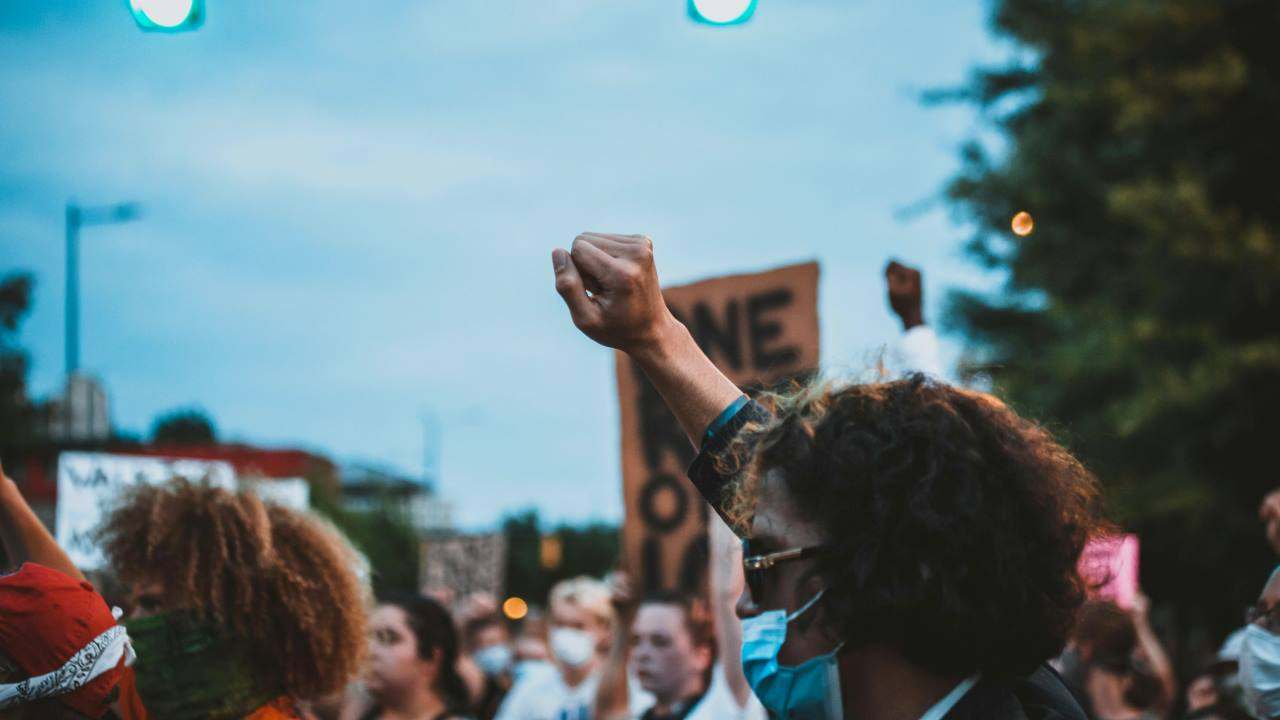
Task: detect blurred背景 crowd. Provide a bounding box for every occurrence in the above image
[2,241,1279,720]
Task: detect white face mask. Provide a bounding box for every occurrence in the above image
[473,644,513,676]
[549,628,596,668]
[1241,624,1280,719]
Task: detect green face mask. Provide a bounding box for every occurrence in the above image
[123,611,276,720]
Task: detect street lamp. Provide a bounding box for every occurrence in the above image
[128,0,204,32]
[65,201,142,379]
[689,0,757,25]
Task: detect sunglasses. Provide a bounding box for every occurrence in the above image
[741,538,828,601]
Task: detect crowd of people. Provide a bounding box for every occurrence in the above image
[0,235,1275,719]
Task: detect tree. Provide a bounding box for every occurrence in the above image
[937,0,1280,659]
[502,509,620,606]
[151,407,217,445]
[0,273,39,454]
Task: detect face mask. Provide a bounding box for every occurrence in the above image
[1241,624,1280,719]
[474,644,514,676]
[124,611,275,720]
[740,589,843,720]
[549,628,596,668]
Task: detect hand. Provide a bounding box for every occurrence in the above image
[1129,591,1151,625]
[552,233,678,356]
[1260,489,1280,554]
[605,571,637,617]
[884,260,924,330]
[457,592,499,624]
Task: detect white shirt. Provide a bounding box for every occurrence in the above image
[630,664,764,720]
[495,668,601,720]
[918,674,980,720]
[889,325,944,379]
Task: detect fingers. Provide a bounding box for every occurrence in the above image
[580,232,653,260]
[571,236,627,285]
[552,248,601,331]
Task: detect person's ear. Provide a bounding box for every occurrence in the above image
[694,643,713,675]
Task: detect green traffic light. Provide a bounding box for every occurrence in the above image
[128,0,203,32]
[688,0,757,25]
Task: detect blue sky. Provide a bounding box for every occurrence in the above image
[1,0,1008,529]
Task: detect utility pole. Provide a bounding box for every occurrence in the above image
[64,201,141,378]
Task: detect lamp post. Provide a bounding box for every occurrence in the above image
[65,201,142,378]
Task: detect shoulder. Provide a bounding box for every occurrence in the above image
[949,666,1087,720]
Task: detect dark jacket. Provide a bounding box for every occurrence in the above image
[947,666,1088,719]
[688,399,1089,720]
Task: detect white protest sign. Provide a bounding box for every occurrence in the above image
[56,452,236,569]
[247,477,310,511]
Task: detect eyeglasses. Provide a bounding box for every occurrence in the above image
[741,538,827,601]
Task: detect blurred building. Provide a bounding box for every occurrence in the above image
[46,373,110,442]
[340,462,453,534]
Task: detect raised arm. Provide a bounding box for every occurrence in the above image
[594,573,638,720]
[0,461,86,581]
[551,234,742,448]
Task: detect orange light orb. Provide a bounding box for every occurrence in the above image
[502,596,529,621]
[1011,211,1035,237]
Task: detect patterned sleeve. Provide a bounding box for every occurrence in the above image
[686,398,774,533]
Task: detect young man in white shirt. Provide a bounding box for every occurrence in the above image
[496,577,616,720]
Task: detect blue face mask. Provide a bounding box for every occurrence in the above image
[740,589,843,720]
[1241,624,1280,719]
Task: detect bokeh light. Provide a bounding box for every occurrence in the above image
[130,0,196,28]
[502,596,528,620]
[1011,211,1035,237]
[691,0,755,24]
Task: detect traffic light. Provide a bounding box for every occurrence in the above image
[688,0,757,25]
[128,0,203,33]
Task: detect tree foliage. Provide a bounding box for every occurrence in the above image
[151,407,218,445]
[940,0,1280,653]
[0,272,39,455]
[503,509,620,607]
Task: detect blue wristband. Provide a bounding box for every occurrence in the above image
[702,395,749,449]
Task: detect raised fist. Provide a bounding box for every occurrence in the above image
[552,233,677,354]
[885,259,924,330]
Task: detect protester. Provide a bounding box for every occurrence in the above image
[0,463,134,720]
[462,612,514,719]
[96,478,369,720]
[1238,566,1280,719]
[552,233,1102,718]
[357,595,472,720]
[509,610,555,686]
[495,577,615,720]
[595,572,760,720]
[1063,600,1169,720]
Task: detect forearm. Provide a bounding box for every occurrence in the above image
[594,619,634,720]
[1135,622,1177,710]
[708,520,751,706]
[0,474,85,581]
[629,316,744,449]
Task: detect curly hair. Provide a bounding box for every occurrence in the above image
[96,478,369,700]
[721,373,1104,678]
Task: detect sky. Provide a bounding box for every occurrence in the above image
[1,0,1010,529]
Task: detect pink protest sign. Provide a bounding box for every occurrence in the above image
[1078,534,1140,609]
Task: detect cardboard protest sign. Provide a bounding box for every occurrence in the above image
[616,261,820,594]
[420,532,508,601]
[56,451,236,569]
[1078,533,1140,609]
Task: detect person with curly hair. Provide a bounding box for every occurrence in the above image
[96,478,369,720]
[551,233,1103,719]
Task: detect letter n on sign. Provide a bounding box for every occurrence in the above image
[615,261,820,594]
